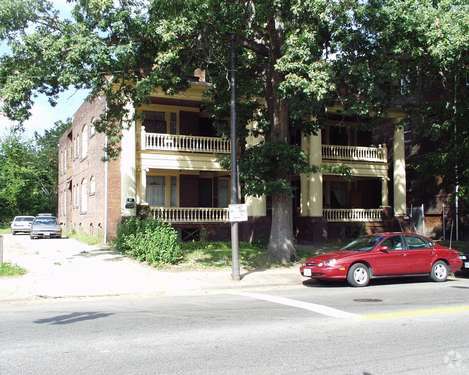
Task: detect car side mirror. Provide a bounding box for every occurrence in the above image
[378,245,390,253]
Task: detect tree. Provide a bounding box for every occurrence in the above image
[0,0,394,262]
[0,121,69,223]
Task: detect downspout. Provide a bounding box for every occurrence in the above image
[103,135,109,245]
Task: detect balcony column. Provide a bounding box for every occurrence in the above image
[308,131,323,217]
[381,177,389,207]
[393,123,406,216]
[245,121,266,217]
[140,168,148,204]
[120,101,136,216]
[300,132,309,216]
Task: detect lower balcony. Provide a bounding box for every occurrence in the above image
[323,208,384,222]
[150,207,229,223]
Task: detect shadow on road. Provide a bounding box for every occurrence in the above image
[34,312,114,325]
[302,275,460,288]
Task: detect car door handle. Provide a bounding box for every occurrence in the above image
[402,253,408,256]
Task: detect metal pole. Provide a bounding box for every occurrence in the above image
[455,184,459,241]
[230,34,240,281]
[442,204,445,241]
[103,136,109,245]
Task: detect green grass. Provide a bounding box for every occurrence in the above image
[0,225,10,235]
[67,231,102,246]
[163,240,346,271]
[0,262,26,277]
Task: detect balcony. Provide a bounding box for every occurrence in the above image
[323,208,383,222]
[150,207,229,223]
[142,132,230,154]
[322,145,387,163]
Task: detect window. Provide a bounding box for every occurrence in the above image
[381,236,405,251]
[170,176,177,207]
[143,111,167,133]
[89,176,96,195]
[405,236,430,250]
[89,119,96,137]
[81,179,88,213]
[74,136,79,159]
[146,176,165,206]
[170,113,177,134]
[81,124,88,158]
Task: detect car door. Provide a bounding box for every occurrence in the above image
[371,235,412,276]
[403,235,435,274]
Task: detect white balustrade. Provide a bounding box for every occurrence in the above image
[322,144,387,162]
[323,208,383,222]
[143,132,230,154]
[150,207,230,223]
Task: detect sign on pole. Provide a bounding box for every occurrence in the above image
[229,204,248,223]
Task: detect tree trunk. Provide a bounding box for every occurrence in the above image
[267,191,296,263]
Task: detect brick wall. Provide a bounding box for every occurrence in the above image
[57,96,122,241]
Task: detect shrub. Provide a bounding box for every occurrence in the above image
[115,218,182,265]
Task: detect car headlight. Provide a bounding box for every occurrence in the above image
[460,255,467,260]
[325,259,338,267]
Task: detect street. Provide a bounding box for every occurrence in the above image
[1,277,469,375]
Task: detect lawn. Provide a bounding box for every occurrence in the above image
[0,225,10,235]
[0,263,26,277]
[166,240,346,270]
[67,231,102,246]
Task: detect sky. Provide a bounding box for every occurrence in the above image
[0,0,89,138]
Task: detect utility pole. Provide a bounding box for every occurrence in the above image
[230,34,240,281]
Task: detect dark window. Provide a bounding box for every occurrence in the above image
[143,111,166,133]
[405,236,430,250]
[381,236,405,250]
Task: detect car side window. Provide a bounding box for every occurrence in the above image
[381,236,404,250]
[405,236,429,250]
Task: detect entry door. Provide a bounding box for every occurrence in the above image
[146,176,165,206]
[371,236,412,276]
[198,178,213,207]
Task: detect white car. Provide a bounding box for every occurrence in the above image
[11,216,36,235]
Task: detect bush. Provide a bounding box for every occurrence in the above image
[115,218,182,265]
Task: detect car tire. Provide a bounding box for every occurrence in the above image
[30,236,36,240]
[347,263,370,287]
[430,260,449,282]
[12,231,16,235]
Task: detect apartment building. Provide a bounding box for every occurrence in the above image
[57,81,407,242]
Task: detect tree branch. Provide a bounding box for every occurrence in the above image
[241,38,269,57]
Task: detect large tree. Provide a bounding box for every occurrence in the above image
[3,0,436,261]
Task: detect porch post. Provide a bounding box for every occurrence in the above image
[120,101,137,216]
[381,177,389,207]
[141,168,147,204]
[393,123,406,216]
[300,132,310,216]
[308,131,323,217]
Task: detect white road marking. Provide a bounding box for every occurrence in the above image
[237,292,359,319]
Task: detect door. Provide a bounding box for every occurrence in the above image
[403,235,435,274]
[371,235,411,276]
[146,176,165,206]
[198,178,213,207]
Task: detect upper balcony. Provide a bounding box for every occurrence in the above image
[322,144,387,163]
[142,131,230,154]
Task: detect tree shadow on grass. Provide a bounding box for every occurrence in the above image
[34,312,114,325]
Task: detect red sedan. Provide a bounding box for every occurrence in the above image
[300,232,463,287]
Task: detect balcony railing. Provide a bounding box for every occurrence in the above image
[150,207,230,223]
[322,144,387,163]
[324,208,383,222]
[142,130,230,154]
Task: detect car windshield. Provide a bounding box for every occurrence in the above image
[341,236,384,251]
[15,217,34,222]
[34,218,57,225]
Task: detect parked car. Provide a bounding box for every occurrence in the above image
[300,232,463,287]
[10,216,36,235]
[30,216,62,239]
[459,252,469,272]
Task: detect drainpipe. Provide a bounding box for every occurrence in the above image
[103,135,109,245]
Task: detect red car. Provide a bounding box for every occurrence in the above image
[300,232,463,287]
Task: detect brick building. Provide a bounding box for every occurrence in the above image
[57,81,408,242]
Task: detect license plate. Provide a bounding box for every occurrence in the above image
[304,268,312,277]
[465,262,469,269]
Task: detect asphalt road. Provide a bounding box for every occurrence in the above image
[1,277,469,375]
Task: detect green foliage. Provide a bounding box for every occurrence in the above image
[0,262,26,277]
[67,230,102,246]
[0,120,69,223]
[116,217,182,265]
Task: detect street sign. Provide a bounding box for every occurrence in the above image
[229,204,248,222]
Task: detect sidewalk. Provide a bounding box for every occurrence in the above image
[0,234,303,302]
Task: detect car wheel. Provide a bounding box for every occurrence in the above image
[30,236,36,240]
[12,231,16,235]
[430,261,449,282]
[347,263,370,287]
